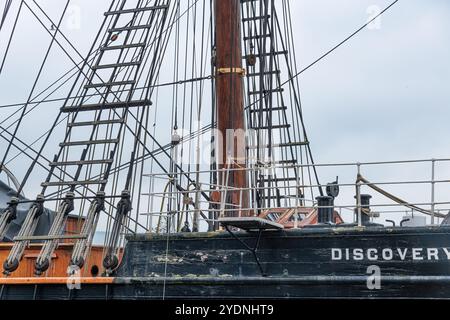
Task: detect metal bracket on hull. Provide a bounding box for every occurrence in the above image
[223,225,266,277]
[220,217,283,276]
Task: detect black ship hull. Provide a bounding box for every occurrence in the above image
[2,226,450,299]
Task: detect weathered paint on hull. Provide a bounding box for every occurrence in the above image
[2,226,450,299]
[2,276,450,300]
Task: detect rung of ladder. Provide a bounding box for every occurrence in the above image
[247,142,309,149]
[244,51,288,59]
[59,139,119,147]
[108,24,153,33]
[50,159,114,167]
[247,70,280,77]
[104,5,169,16]
[275,160,298,165]
[84,80,135,89]
[259,195,289,200]
[61,99,151,113]
[100,43,146,51]
[249,88,284,96]
[283,141,309,147]
[242,15,270,22]
[93,61,141,70]
[68,119,125,127]
[41,180,108,187]
[249,106,287,113]
[251,124,291,130]
[244,34,271,41]
[255,160,298,167]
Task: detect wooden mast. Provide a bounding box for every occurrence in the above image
[214,0,249,217]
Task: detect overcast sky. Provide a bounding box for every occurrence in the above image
[0,0,449,224]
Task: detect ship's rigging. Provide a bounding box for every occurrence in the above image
[0,0,13,33]
[0,0,401,278]
[2,0,450,303]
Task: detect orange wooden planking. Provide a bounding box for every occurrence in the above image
[0,277,114,285]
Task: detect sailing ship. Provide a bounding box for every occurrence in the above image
[0,0,449,299]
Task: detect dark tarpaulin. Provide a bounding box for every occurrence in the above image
[0,180,54,242]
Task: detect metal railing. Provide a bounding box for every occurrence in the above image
[139,158,450,232]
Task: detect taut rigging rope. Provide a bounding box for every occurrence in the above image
[0,1,71,188]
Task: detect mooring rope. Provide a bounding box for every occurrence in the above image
[357,174,445,219]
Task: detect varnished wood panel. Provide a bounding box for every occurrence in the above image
[215,0,249,215]
[0,244,104,278]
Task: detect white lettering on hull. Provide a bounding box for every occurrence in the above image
[331,248,450,261]
[332,248,342,261]
[443,248,450,259]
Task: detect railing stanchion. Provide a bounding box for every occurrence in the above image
[239,189,243,218]
[357,163,362,227]
[431,159,436,225]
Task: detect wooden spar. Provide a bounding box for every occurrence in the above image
[214,0,249,216]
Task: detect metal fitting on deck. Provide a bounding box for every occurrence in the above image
[355,194,372,225]
[316,196,335,224]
